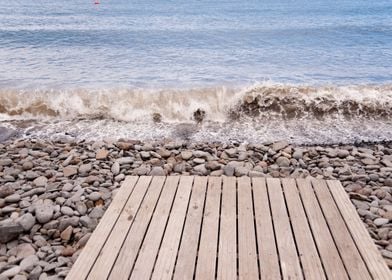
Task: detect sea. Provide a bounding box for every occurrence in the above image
[0,0,392,144]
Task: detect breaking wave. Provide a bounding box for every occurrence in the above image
[1,83,392,144]
[1,84,392,122]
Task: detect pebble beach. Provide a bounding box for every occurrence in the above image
[0,137,392,279]
[1,1,392,278]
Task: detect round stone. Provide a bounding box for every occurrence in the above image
[33,176,48,187]
[61,206,74,216]
[374,218,389,227]
[35,203,54,224]
[276,156,290,167]
[88,192,101,201]
[17,213,36,231]
[5,193,21,203]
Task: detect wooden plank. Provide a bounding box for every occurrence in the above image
[312,179,371,279]
[297,179,349,280]
[108,176,166,280]
[87,176,152,280]
[237,176,259,280]
[327,180,392,280]
[151,176,194,280]
[173,177,208,280]
[65,176,139,280]
[130,176,180,280]
[267,178,303,280]
[217,176,237,280]
[252,178,281,280]
[194,177,222,280]
[281,178,326,280]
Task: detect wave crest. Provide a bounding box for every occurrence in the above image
[1,84,392,122]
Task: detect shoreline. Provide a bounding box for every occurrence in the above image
[0,137,392,278]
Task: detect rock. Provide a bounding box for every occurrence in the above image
[78,164,92,175]
[20,255,39,272]
[225,148,237,157]
[382,250,392,259]
[116,141,133,150]
[374,218,389,227]
[0,185,14,198]
[204,161,220,171]
[193,158,205,164]
[61,206,74,216]
[0,126,16,142]
[58,217,79,231]
[80,216,96,229]
[293,149,303,160]
[0,222,24,243]
[140,151,150,160]
[384,179,392,187]
[13,274,27,280]
[0,158,13,166]
[193,164,208,175]
[88,192,101,201]
[181,151,193,160]
[235,166,249,176]
[17,213,36,231]
[5,193,20,203]
[157,149,171,158]
[114,173,125,182]
[337,149,350,158]
[25,171,39,180]
[272,141,288,151]
[0,266,21,278]
[223,165,235,176]
[173,162,186,173]
[76,233,91,248]
[16,243,35,258]
[276,156,290,167]
[62,183,74,192]
[60,226,73,241]
[116,157,134,165]
[29,265,42,280]
[63,166,78,177]
[111,162,120,175]
[22,161,34,170]
[351,199,369,210]
[75,202,87,215]
[35,201,54,224]
[61,246,75,257]
[89,207,105,219]
[96,149,109,160]
[33,176,48,187]
[133,165,150,175]
[149,166,165,176]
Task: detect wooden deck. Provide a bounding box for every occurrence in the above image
[66,176,391,280]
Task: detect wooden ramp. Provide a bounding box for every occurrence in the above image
[66,176,391,280]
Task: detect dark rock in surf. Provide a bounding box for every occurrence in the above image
[193,109,206,123]
[152,113,162,123]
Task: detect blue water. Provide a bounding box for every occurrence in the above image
[0,0,391,88]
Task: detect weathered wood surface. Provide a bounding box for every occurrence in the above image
[66,176,391,280]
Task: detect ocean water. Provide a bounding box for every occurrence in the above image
[0,0,392,144]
